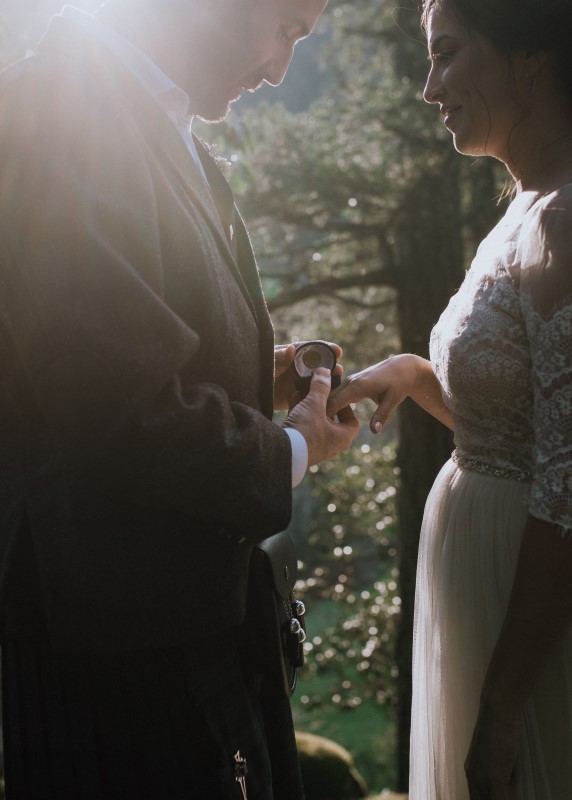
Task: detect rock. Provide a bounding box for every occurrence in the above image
[296,731,368,800]
[366,793,408,800]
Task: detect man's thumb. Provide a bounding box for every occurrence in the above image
[309,367,331,396]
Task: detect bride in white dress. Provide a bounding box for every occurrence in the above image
[329,1,572,798]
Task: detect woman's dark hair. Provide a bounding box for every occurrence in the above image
[421,0,572,97]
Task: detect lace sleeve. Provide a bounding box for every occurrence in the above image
[518,189,572,531]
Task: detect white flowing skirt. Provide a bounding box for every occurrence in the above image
[409,459,572,800]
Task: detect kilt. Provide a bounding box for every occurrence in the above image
[0,532,304,800]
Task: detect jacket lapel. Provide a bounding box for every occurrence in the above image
[143,109,262,326]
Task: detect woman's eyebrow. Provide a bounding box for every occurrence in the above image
[428,34,456,53]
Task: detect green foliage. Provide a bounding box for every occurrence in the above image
[295,435,399,590]
[292,590,399,791]
[286,430,402,792]
[199,0,507,316]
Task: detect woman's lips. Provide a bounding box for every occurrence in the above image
[442,105,461,127]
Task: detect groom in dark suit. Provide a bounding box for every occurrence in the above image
[0,1,357,798]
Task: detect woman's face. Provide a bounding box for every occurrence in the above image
[423,7,523,164]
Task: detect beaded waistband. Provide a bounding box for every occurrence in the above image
[452,451,531,482]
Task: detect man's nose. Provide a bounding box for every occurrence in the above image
[263,45,295,87]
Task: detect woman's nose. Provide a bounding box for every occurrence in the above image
[423,65,441,104]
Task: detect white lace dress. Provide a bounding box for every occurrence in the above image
[409,186,572,800]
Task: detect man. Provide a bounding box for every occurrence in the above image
[0,1,358,798]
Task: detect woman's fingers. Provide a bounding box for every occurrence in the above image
[370,387,405,434]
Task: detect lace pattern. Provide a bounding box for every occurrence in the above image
[431,187,572,530]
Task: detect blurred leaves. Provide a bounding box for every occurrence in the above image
[289,432,401,712]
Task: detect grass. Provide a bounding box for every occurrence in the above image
[292,598,398,794]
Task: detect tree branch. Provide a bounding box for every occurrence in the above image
[266,268,397,311]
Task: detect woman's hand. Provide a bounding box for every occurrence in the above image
[465,703,522,800]
[463,516,572,799]
[327,354,425,434]
[327,353,453,433]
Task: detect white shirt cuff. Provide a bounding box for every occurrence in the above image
[284,428,308,487]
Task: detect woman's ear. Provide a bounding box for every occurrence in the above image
[519,49,552,95]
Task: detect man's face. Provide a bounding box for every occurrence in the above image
[188,0,328,121]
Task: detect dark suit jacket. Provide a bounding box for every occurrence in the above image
[0,14,292,653]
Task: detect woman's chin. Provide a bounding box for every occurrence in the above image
[453,136,487,158]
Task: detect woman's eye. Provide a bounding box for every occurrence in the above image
[430,50,454,64]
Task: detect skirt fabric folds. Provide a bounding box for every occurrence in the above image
[409,459,572,800]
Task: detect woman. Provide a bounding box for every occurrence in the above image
[328,1,572,798]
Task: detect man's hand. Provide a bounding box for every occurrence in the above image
[274,344,298,411]
[274,341,343,411]
[283,368,359,465]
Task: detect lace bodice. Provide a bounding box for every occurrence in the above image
[431,186,572,530]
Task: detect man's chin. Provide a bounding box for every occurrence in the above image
[195,92,242,124]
